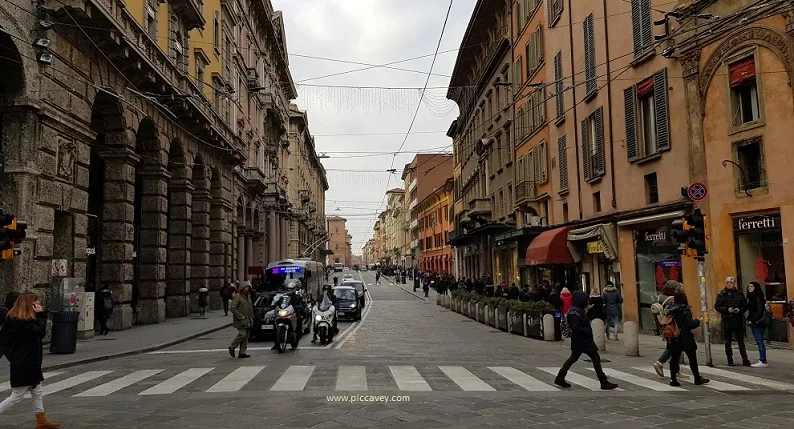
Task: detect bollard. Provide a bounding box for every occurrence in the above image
[591,319,606,351]
[436,294,441,305]
[542,313,555,341]
[623,321,639,356]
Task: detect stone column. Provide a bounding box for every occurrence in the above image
[209,198,228,310]
[280,215,288,259]
[190,189,211,313]
[100,148,140,330]
[166,178,193,318]
[269,212,279,261]
[246,233,254,272]
[136,167,170,324]
[237,230,246,282]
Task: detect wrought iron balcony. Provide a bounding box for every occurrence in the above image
[515,181,537,204]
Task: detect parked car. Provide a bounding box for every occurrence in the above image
[333,286,361,320]
[341,280,366,309]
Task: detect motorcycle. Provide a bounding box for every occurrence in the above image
[312,295,337,345]
[272,294,307,353]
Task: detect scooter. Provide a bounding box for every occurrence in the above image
[273,295,301,353]
[312,295,337,345]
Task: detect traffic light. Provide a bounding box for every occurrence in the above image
[670,217,692,255]
[670,209,709,259]
[0,213,28,260]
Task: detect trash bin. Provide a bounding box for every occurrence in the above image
[50,310,80,354]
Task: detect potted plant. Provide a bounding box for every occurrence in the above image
[523,301,558,339]
[495,299,509,331]
[476,298,485,323]
[508,301,527,336]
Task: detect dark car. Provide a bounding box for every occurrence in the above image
[333,286,360,320]
[340,280,366,308]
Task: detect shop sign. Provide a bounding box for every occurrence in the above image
[637,227,675,246]
[734,214,780,232]
[586,241,604,253]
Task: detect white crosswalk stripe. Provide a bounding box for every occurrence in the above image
[139,368,213,395]
[3,364,789,397]
[206,366,265,393]
[489,367,558,391]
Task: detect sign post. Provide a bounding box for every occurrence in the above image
[697,258,713,366]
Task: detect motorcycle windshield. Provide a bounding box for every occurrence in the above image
[318,295,333,312]
[276,295,291,309]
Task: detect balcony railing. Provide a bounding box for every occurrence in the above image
[242,167,267,194]
[468,198,492,217]
[515,181,537,204]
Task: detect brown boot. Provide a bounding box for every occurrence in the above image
[36,412,60,429]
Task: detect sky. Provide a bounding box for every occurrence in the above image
[275,0,477,254]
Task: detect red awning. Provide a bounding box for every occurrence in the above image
[525,226,574,266]
[729,57,756,87]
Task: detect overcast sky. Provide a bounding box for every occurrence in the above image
[275,0,477,254]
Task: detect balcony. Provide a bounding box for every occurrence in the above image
[515,181,537,205]
[169,0,205,30]
[242,167,267,195]
[468,198,492,218]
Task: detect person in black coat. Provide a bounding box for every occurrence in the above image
[96,284,114,335]
[0,292,60,428]
[0,292,19,327]
[714,276,750,366]
[555,291,618,390]
[745,282,769,367]
[665,290,710,387]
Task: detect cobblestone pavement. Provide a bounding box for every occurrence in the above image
[2,270,793,428]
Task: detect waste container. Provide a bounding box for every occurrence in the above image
[49,310,80,354]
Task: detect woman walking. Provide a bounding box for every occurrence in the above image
[664,290,709,387]
[0,292,60,428]
[746,281,770,367]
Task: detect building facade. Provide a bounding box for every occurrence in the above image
[0,0,310,329]
[418,179,454,273]
[326,216,350,267]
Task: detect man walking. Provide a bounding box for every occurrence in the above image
[228,281,253,359]
[220,279,233,316]
[715,276,750,366]
[602,281,622,340]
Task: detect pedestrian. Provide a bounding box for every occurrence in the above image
[228,282,253,359]
[715,276,751,366]
[423,280,430,297]
[96,284,114,336]
[0,292,60,428]
[746,281,770,367]
[220,279,232,316]
[663,289,710,387]
[198,286,209,317]
[602,281,623,340]
[554,290,619,390]
[651,281,688,379]
[560,287,573,314]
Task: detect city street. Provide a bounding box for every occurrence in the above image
[2,270,794,428]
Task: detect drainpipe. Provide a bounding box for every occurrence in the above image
[602,0,618,209]
[567,1,583,220]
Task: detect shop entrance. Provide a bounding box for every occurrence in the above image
[634,226,681,331]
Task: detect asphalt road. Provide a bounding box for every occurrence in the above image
[2,269,794,428]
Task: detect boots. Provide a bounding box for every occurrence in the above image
[598,376,618,390]
[554,377,571,388]
[35,412,60,429]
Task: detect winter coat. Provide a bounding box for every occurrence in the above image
[746,289,768,327]
[1,312,47,387]
[198,287,209,307]
[0,292,20,327]
[230,292,254,329]
[97,290,114,319]
[665,304,699,352]
[567,291,597,354]
[560,292,573,314]
[601,285,623,317]
[220,284,232,299]
[547,293,563,311]
[714,288,747,329]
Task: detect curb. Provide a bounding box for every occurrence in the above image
[43,322,232,371]
[397,285,429,302]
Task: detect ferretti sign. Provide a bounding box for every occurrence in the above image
[734,214,780,232]
[644,230,666,242]
[637,227,673,245]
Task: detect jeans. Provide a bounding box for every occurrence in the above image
[0,383,44,414]
[605,314,620,339]
[230,328,249,355]
[670,348,701,381]
[658,348,671,364]
[751,326,767,363]
[723,324,748,362]
[557,350,607,381]
[98,317,109,335]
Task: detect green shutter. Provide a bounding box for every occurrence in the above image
[555,52,564,118]
[654,68,670,151]
[624,86,638,161]
[584,15,596,94]
[641,0,653,48]
[581,118,590,180]
[631,0,643,57]
[595,108,605,175]
[558,135,568,190]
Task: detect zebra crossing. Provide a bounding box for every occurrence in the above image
[5,364,793,397]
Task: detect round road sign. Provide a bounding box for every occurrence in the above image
[688,182,708,201]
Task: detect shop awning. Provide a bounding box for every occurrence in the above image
[616,210,686,227]
[568,223,619,260]
[525,226,574,266]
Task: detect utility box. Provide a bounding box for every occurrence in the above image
[77,292,94,339]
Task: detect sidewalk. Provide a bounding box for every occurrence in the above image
[383,275,435,301]
[37,310,231,371]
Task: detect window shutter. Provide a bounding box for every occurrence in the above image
[558,135,568,190]
[595,108,605,174]
[555,52,564,118]
[540,141,548,183]
[547,0,553,26]
[537,26,543,64]
[585,15,596,93]
[631,0,643,57]
[528,150,536,184]
[624,86,638,161]
[538,88,546,124]
[533,147,541,183]
[641,0,653,48]
[581,118,590,180]
[653,68,670,151]
[513,59,521,95]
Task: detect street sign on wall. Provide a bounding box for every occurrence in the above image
[687,182,708,201]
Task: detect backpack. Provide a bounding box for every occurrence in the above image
[660,315,680,344]
[560,314,572,338]
[103,296,114,312]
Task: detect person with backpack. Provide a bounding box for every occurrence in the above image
[746,281,770,367]
[96,284,114,336]
[555,290,619,390]
[662,290,709,387]
[651,281,688,379]
[715,276,751,366]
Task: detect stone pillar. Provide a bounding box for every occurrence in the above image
[591,319,606,351]
[245,233,254,272]
[166,178,193,318]
[190,189,211,313]
[237,229,246,281]
[280,215,288,259]
[100,148,140,330]
[136,167,170,324]
[209,198,228,310]
[269,212,279,261]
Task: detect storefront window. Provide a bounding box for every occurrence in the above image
[635,227,681,331]
[734,214,788,342]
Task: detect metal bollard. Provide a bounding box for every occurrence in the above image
[591,319,606,351]
[623,321,639,356]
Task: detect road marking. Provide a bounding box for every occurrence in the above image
[205,366,265,393]
[489,367,558,391]
[74,370,164,397]
[697,366,794,391]
[589,368,684,391]
[271,366,315,391]
[331,272,374,349]
[633,367,749,391]
[389,366,432,391]
[538,367,624,391]
[336,366,367,391]
[0,372,63,393]
[439,366,495,391]
[138,368,213,395]
[43,371,113,396]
